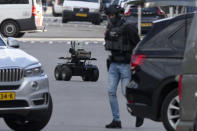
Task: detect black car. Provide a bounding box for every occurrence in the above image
[126,13,193,131]
[124,6,166,34]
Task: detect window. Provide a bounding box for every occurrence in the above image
[168,19,192,51]
[0,0,29,4]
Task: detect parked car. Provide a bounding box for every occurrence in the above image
[111,0,128,8]
[62,0,102,25]
[0,0,44,38]
[0,36,53,131]
[52,0,64,16]
[176,13,197,131]
[126,13,193,131]
[124,5,166,34]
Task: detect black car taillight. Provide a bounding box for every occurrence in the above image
[131,54,146,68]
[157,7,165,16]
[178,74,183,100]
[124,9,131,16]
[127,100,134,104]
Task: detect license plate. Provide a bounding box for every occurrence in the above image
[0,92,15,101]
[141,23,152,27]
[76,13,87,17]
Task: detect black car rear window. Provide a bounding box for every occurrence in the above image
[0,0,29,4]
[130,7,158,13]
[66,0,98,2]
[138,16,192,53]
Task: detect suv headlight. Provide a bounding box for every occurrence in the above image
[89,8,99,12]
[24,64,44,77]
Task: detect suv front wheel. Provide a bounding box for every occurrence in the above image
[4,94,53,131]
[161,88,180,131]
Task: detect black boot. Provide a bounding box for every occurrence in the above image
[135,117,144,127]
[105,120,122,128]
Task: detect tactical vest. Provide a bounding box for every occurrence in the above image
[105,22,132,52]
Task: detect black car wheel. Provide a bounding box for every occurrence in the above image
[4,94,53,131]
[1,20,20,37]
[91,68,99,82]
[54,65,62,80]
[92,21,101,25]
[161,89,180,131]
[61,66,72,81]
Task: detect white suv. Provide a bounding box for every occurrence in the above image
[0,0,44,38]
[62,0,102,25]
[0,36,53,131]
[52,0,64,16]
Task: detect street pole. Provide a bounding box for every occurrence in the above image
[138,5,142,36]
[169,6,174,17]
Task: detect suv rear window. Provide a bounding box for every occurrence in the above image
[0,0,29,4]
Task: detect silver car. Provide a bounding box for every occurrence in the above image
[0,37,53,131]
[176,12,197,131]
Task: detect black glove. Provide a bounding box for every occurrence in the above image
[106,56,112,71]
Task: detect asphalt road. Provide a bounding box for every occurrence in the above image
[0,41,166,131]
[23,17,106,38]
[0,15,166,131]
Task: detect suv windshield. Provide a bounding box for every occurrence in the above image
[65,0,98,2]
[111,0,119,5]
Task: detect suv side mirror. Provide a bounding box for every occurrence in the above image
[7,37,20,48]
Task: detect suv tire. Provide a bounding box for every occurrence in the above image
[92,20,101,25]
[1,20,20,37]
[4,94,53,131]
[161,88,180,131]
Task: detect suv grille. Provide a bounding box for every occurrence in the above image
[0,69,23,82]
[74,8,89,13]
[0,100,28,108]
[0,85,20,90]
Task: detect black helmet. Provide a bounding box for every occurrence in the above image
[105,5,124,16]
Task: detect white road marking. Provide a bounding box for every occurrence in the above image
[17,38,104,42]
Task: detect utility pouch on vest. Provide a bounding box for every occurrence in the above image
[112,55,125,62]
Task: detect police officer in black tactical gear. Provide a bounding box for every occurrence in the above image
[104,5,144,129]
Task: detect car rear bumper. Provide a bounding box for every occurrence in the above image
[62,10,101,21]
[17,16,45,32]
[127,103,153,118]
[125,78,158,120]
